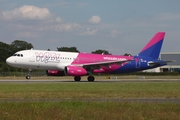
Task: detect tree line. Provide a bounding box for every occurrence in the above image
[0,40,131,72]
[0,40,33,72]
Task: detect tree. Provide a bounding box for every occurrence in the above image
[57,47,79,52]
[0,40,33,72]
[91,49,111,55]
[11,40,33,53]
[0,41,16,72]
[0,42,12,62]
[124,53,132,56]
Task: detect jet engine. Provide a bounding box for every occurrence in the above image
[46,70,65,76]
[64,66,87,76]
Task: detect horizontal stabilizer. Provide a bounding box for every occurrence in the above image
[148,60,174,67]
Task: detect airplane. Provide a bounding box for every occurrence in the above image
[6,32,169,82]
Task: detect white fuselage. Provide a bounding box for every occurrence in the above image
[6,50,79,70]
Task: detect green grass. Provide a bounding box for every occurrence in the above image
[0,102,180,120]
[0,82,180,98]
[1,82,180,119]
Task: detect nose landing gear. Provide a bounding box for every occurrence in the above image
[26,69,31,80]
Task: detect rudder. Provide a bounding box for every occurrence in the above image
[138,32,165,59]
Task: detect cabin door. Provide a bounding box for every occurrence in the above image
[29,51,35,62]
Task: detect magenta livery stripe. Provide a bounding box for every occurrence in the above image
[71,53,133,73]
[140,32,165,52]
[71,53,133,64]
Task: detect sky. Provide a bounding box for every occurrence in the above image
[0,0,180,55]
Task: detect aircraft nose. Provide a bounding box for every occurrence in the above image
[6,57,13,65]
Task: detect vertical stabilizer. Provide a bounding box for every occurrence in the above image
[138,32,165,59]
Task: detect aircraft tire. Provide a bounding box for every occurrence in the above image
[87,76,95,82]
[74,76,81,81]
[26,75,31,80]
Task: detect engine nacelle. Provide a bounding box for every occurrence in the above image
[64,66,87,76]
[46,70,65,76]
[93,68,105,73]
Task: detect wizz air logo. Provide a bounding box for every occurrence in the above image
[35,52,60,63]
[103,57,127,61]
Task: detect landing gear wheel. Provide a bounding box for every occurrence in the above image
[26,69,32,80]
[74,76,81,81]
[87,76,95,82]
[26,75,31,80]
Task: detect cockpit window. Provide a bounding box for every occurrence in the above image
[13,54,23,57]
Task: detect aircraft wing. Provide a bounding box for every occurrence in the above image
[72,59,132,69]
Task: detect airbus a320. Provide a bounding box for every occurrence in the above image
[6,32,170,81]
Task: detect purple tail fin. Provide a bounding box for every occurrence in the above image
[138,32,165,59]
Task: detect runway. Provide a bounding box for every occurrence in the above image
[0,79,180,83]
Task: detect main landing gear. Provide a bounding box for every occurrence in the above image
[74,76,81,81]
[87,76,95,82]
[74,75,95,82]
[26,69,31,80]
